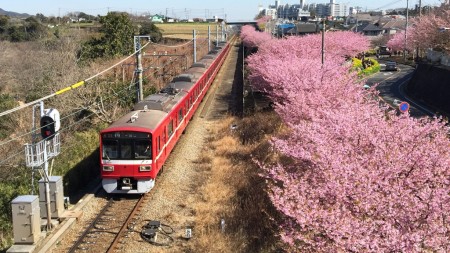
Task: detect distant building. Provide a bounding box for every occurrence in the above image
[265,0,312,20]
[206,15,220,23]
[264,8,277,20]
[263,0,352,20]
[150,14,164,23]
[316,0,348,18]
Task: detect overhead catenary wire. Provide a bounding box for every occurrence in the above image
[0,80,138,166]
[1,36,204,119]
[0,39,199,164]
[149,38,194,48]
[373,0,404,10]
[0,41,151,118]
[0,41,194,149]
[0,72,139,149]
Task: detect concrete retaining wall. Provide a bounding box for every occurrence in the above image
[426,49,450,67]
[406,63,450,115]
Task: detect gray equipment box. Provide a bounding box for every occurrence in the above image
[11,195,41,244]
[38,176,64,218]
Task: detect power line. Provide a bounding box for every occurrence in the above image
[0,41,151,118]
[0,34,216,190]
[0,38,199,152]
[373,0,404,10]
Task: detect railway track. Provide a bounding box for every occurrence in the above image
[40,35,241,253]
[68,193,148,253]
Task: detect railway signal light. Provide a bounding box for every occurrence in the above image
[40,109,60,140]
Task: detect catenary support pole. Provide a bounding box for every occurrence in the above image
[208,25,211,52]
[193,30,197,63]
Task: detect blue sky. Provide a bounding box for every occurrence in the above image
[0,0,442,21]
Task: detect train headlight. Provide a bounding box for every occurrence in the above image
[103,165,114,171]
[139,165,151,172]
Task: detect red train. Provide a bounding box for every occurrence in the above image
[100,41,231,194]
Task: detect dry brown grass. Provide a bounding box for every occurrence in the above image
[188,114,284,252]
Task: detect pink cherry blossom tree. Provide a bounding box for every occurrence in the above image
[242,26,450,252]
[386,27,416,52]
[388,3,450,53]
[410,3,450,52]
[241,25,273,48]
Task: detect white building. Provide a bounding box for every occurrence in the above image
[316,0,348,18]
[264,8,278,19]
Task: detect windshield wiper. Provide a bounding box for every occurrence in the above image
[104,152,111,161]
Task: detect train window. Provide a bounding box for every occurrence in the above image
[168,120,174,137]
[102,140,119,159]
[120,140,133,159]
[178,109,183,122]
[134,140,151,159]
[157,136,161,152]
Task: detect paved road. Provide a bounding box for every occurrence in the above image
[365,61,435,118]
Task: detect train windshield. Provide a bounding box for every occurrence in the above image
[102,132,152,160]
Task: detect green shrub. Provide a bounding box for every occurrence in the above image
[352,58,380,77]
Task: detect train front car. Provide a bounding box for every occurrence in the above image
[100,110,166,194]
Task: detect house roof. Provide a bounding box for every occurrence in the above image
[296,23,318,33]
[363,23,383,32]
[349,13,380,22]
[381,19,406,30]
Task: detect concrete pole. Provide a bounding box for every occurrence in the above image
[221,23,224,42]
[40,102,52,231]
[216,25,219,47]
[404,0,409,62]
[134,36,144,102]
[321,19,325,65]
[137,47,143,102]
[193,30,197,63]
[208,25,211,52]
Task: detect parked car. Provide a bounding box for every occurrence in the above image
[385,62,398,71]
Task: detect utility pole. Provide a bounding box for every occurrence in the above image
[134,36,150,102]
[216,25,219,47]
[25,102,61,231]
[404,0,409,62]
[208,25,211,52]
[193,30,197,63]
[419,0,422,16]
[417,0,421,60]
[321,19,325,65]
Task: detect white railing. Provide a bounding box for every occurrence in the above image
[25,133,60,167]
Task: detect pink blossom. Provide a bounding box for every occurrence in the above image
[243,23,450,252]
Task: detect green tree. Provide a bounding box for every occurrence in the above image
[254,10,265,20]
[0,15,9,37]
[7,26,26,42]
[25,19,48,40]
[35,13,48,23]
[99,12,135,57]
[79,12,135,61]
[138,22,162,42]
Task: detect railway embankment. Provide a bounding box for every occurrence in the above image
[406,63,450,116]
